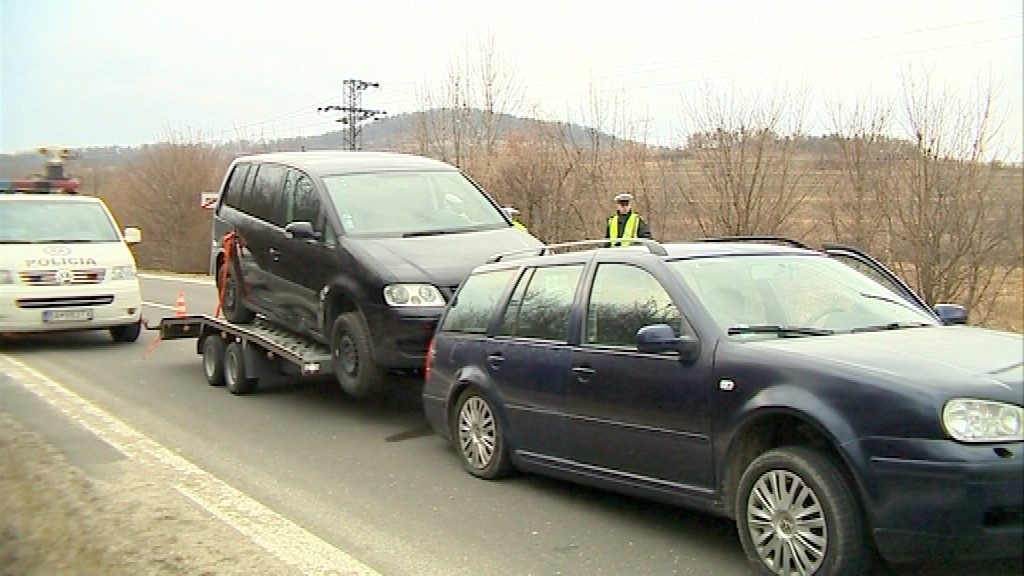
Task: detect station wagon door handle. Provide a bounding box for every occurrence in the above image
[487,353,504,370]
[572,366,594,383]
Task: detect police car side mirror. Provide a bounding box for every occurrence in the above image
[123,227,142,245]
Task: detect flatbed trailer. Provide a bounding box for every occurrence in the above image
[158,314,333,395]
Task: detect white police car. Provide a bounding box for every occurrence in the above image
[0,177,143,342]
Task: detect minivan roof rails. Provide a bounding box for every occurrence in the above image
[487,238,667,263]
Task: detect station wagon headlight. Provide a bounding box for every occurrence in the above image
[383,284,445,307]
[110,264,137,280]
[943,399,1024,442]
[0,270,12,284]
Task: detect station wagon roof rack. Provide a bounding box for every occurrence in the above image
[695,235,811,250]
[487,238,667,263]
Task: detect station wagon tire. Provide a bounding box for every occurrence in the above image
[223,341,257,395]
[736,446,868,576]
[330,312,386,398]
[451,387,512,479]
[221,264,255,324]
[109,321,141,343]
[202,336,226,386]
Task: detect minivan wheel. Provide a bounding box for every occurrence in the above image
[330,312,386,398]
[221,265,255,324]
[451,387,512,479]
[110,321,141,343]
[736,446,868,576]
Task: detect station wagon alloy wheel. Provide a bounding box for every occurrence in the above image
[737,447,867,576]
[747,469,826,575]
[458,396,496,469]
[452,389,512,479]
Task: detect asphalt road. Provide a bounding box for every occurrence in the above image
[1,273,1020,576]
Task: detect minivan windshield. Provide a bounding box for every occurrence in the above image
[0,201,121,243]
[668,254,940,335]
[322,170,508,237]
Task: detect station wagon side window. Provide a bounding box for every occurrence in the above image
[440,269,518,334]
[585,263,682,348]
[498,264,584,342]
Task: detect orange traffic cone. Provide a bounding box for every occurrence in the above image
[175,292,187,318]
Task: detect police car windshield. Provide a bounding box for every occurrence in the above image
[322,170,507,237]
[0,201,121,243]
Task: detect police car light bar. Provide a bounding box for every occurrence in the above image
[0,178,80,194]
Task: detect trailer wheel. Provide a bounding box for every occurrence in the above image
[202,336,226,387]
[330,312,386,398]
[224,341,257,395]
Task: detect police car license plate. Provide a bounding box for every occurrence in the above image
[43,309,94,322]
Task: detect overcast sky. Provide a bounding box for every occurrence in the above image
[2,0,1021,160]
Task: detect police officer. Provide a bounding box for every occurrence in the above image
[605,193,651,246]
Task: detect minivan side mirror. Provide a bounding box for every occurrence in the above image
[636,324,700,363]
[933,303,968,326]
[123,227,142,245]
[284,221,321,241]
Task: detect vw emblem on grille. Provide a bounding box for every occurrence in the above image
[43,246,72,256]
[57,269,74,285]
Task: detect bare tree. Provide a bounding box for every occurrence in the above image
[109,132,227,273]
[676,85,814,237]
[882,70,1020,322]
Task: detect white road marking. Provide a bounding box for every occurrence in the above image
[139,272,214,285]
[0,354,381,576]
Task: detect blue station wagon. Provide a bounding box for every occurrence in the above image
[422,238,1023,576]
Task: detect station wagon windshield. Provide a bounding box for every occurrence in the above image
[322,171,507,237]
[0,201,120,243]
[668,255,940,335]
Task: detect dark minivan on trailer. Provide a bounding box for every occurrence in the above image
[209,150,542,397]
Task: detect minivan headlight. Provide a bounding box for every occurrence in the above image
[383,284,445,307]
[942,399,1024,442]
[110,264,137,281]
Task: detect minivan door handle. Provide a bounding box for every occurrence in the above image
[572,366,595,383]
[487,353,504,371]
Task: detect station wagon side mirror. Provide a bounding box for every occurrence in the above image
[284,221,321,241]
[636,324,700,363]
[123,227,142,245]
[933,304,968,326]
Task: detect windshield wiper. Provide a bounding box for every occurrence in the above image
[36,238,95,243]
[727,324,834,337]
[851,321,933,333]
[402,228,463,238]
[860,292,916,311]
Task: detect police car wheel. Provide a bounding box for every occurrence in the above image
[110,321,142,343]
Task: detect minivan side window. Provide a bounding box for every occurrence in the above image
[221,162,250,209]
[277,169,321,229]
[248,164,287,224]
[440,269,518,334]
[585,263,681,348]
[499,264,584,342]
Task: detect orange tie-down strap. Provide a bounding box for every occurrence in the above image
[214,230,245,319]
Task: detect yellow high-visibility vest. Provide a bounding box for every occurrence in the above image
[608,213,640,247]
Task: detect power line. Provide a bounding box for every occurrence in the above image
[317,79,387,150]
